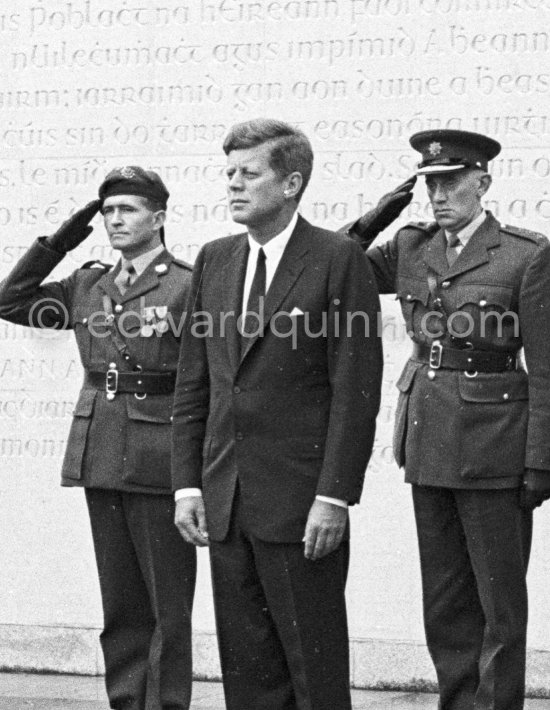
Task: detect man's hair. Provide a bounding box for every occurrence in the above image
[223,118,314,202]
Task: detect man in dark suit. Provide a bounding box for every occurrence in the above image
[0,168,196,710]
[171,118,383,710]
[348,130,550,710]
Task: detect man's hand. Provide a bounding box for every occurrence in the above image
[519,468,550,510]
[45,199,101,253]
[351,175,417,244]
[174,496,210,546]
[303,499,347,561]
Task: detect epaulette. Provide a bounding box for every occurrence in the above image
[401,221,439,236]
[500,224,546,244]
[80,260,112,271]
[172,257,193,271]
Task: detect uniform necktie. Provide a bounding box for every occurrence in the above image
[115,261,136,294]
[242,247,266,350]
[446,233,461,266]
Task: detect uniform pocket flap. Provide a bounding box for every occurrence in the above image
[455,284,513,310]
[126,396,173,423]
[458,371,528,402]
[396,360,420,393]
[395,275,430,306]
[73,388,97,417]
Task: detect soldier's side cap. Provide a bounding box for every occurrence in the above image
[410,130,501,175]
[98,166,169,208]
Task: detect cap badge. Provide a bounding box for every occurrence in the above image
[119,166,136,179]
[429,141,442,156]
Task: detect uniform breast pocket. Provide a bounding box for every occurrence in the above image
[395,274,430,334]
[453,284,516,340]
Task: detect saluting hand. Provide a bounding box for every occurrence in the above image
[45,199,101,253]
[351,175,417,244]
[175,496,210,547]
[304,499,347,561]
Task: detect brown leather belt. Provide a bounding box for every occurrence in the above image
[412,342,518,373]
[86,370,176,396]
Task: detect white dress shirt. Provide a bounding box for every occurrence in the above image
[176,212,347,509]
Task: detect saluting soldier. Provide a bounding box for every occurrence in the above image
[349,130,550,710]
[0,168,196,710]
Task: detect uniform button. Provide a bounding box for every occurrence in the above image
[235,432,244,441]
[115,304,123,313]
[109,362,116,369]
[503,393,509,400]
[233,386,241,394]
[406,294,412,301]
[441,281,451,289]
[82,318,88,324]
[427,370,435,380]
[479,299,487,307]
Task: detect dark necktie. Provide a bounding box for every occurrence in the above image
[115,261,136,295]
[241,247,266,350]
[446,233,461,266]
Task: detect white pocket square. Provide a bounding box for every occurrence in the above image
[289,307,304,316]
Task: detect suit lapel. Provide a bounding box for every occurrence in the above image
[240,215,309,362]
[221,236,249,372]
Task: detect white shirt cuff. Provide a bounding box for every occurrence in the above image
[174,488,203,501]
[316,495,348,509]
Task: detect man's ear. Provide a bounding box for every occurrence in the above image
[478,173,492,197]
[153,210,167,230]
[284,172,303,200]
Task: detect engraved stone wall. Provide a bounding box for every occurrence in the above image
[0,0,549,680]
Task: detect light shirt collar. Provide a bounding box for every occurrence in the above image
[120,244,164,276]
[445,210,486,247]
[247,211,298,266]
[241,211,298,316]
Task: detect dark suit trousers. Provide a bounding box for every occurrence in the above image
[412,485,532,710]
[209,495,351,710]
[85,490,196,710]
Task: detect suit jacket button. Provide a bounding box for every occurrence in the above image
[233,386,241,394]
[235,432,244,441]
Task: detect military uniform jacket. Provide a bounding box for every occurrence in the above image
[365,211,550,489]
[0,239,192,494]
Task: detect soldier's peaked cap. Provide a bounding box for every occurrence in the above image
[98,166,169,208]
[410,129,501,175]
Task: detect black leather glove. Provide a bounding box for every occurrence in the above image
[519,468,550,510]
[351,176,417,243]
[44,200,101,253]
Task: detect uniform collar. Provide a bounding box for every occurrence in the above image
[120,243,164,276]
[445,210,486,247]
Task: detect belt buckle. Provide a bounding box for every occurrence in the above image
[429,340,443,369]
[106,368,118,400]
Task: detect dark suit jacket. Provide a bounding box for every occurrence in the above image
[171,215,383,542]
[355,211,550,488]
[0,238,192,494]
